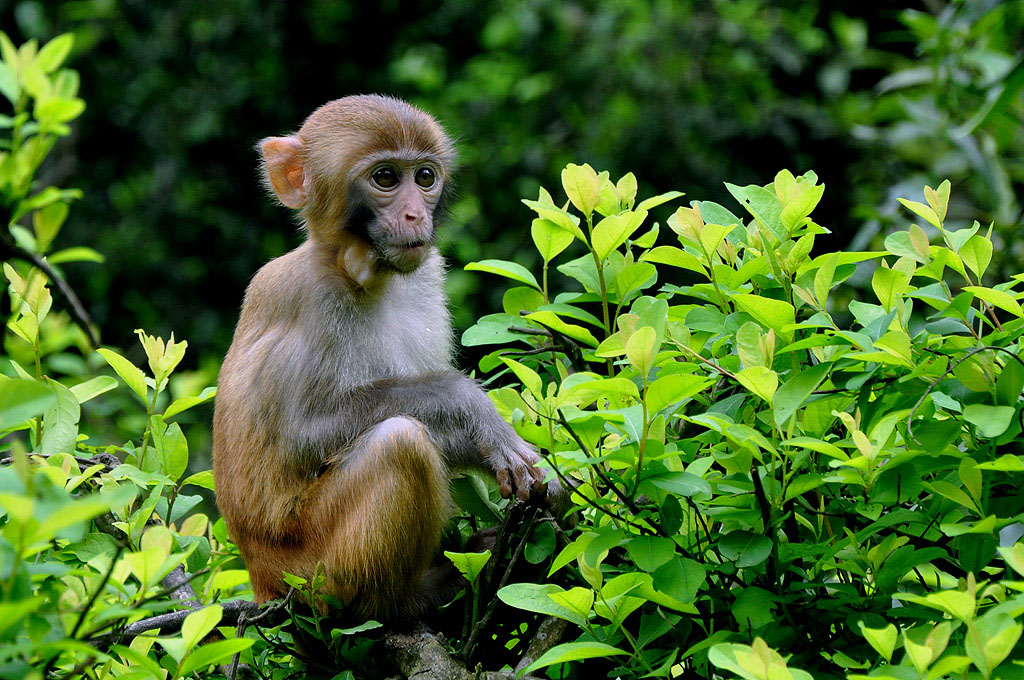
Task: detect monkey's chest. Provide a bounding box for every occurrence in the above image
[329,301,452,384]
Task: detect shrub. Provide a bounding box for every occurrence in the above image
[464,164,1024,678]
[2,31,1023,680]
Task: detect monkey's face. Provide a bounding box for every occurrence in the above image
[345,155,445,274]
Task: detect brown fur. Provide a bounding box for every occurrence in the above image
[214,96,549,621]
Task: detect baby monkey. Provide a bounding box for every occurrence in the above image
[212,95,554,621]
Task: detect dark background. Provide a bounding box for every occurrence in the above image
[3,0,1023,371]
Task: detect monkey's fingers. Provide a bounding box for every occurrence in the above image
[512,465,534,502]
[496,468,514,499]
[528,464,547,490]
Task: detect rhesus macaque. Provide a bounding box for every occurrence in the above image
[212,95,555,621]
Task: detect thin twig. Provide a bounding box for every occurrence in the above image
[0,451,119,472]
[0,233,100,348]
[463,506,540,661]
[513,315,586,372]
[555,409,667,537]
[228,589,296,679]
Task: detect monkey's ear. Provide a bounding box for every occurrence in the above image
[260,136,309,209]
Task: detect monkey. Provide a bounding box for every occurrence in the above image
[212,95,556,622]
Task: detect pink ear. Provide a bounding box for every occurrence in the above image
[260,136,309,209]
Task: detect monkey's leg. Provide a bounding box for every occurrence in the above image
[305,416,450,621]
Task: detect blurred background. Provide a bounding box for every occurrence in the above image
[2,0,1023,453]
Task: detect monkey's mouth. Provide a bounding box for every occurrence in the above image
[382,239,431,273]
[400,240,427,251]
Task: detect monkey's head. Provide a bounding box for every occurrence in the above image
[259,95,455,285]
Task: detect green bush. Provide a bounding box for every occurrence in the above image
[465,164,1024,678]
[3,31,1024,680]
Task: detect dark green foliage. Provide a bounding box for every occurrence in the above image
[3,9,1024,680]
[4,0,1020,362]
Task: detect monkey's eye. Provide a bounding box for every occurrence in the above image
[414,166,436,189]
[371,167,399,189]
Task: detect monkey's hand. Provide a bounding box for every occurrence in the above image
[491,437,559,504]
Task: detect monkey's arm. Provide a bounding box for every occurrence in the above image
[283,371,551,502]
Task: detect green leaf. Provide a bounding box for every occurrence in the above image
[646,373,712,413]
[0,62,20,104]
[736,321,767,369]
[462,313,524,347]
[872,265,912,312]
[0,377,55,430]
[35,97,85,124]
[613,261,656,299]
[592,210,647,261]
[47,246,104,264]
[531,218,575,263]
[0,599,43,638]
[332,620,383,636]
[944,222,980,253]
[645,471,711,497]
[730,294,796,342]
[813,252,839,308]
[444,550,491,583]
[858,622,898,662]
[97,349,149,402]
[774,169,799,205]
[69,375,118,404]
[497,583,585,625]
[616,172,638,208]
[465,259,540,290]
[976,613,1022,671]
[960,235,992,279]
[636,190,684,212]
[41,379,80,456]
[698,223,733,260]
[625,326,657,376]
[182,604,223,649]
[651,557,705,605]
[561,163,601,217]
[998,543,1024,577]
[709,639,814,680]
[163,386,217,419]
[884,230,928,265]
[640,245,706,275]
[522,199,586,242]
[772,362,830,427]
[924,181,950,223]
[548,587,594,621]
[726,183,786,241]
[451,471,502,522]
[735,366,778,403]
[178,638,253,677]
[719,531,772,568]
[500,357,543,398]
[963,404,1015,439]
[32,201,68,253]
[898,197,941,228]
[523,310,599,347]
[34,33,74,72]
[155,421,189,481]
[626,536,676,572]
[996,357,1024,406]
[181,470,215,491]
[523,642,628,675]
[780,183,824,232]
[963,286,1023,317]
